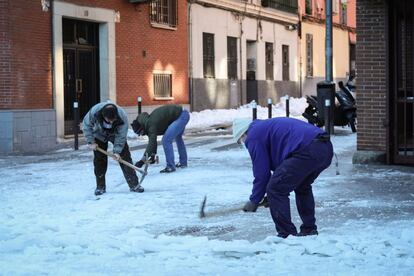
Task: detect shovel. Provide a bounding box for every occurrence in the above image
[95,147,149,184]
[199,196,269,219]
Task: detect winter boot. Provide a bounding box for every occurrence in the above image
[297,229,318,237]
[130,184,144,193]
[160,167,176,173]
[95,186,106,196]
[175,163,187,168]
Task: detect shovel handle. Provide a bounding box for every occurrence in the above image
[95,147,146,175]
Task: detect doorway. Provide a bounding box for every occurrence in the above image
[389,0,414,165]
[62,18,100,135]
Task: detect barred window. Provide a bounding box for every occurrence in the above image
[203,33,215,78]
[265,42,274,80]
[153,73,172,99]
[306,34,313,77]
[227,36,238,80]
[305,0,312,15]
[150,0,177,28]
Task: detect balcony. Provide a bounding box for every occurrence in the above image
[262,0,298,14]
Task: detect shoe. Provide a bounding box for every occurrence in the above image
[160,167,176,173]
[277,232,298,239]
[176,163,187,168]
[297,229,318,237]
[130,185,144,193]
[94,187,106,196]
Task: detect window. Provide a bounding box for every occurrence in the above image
[262,0,298,14]
[227,37,238,80]
[203,33,215,78]
[305,0,312,15]
[150,0,177,28]
[282,45,289,81]
[332,0,339,14]
[306,34,313,77]
[153,73,172,99]
[265,42,274,80]
[340,1,347,25]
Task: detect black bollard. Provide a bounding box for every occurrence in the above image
[73,101,79,150]
[267,98,272,118]
[286,96,290,117]
[252,101,257,120]
[324,99,331,137]
[137,96,142,115]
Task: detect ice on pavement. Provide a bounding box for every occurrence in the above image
[0,98,413,275]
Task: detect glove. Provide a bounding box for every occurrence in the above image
[112,153,120,161]
[260,196,269,208]
[243,200,259,212]
[148,154,157,164]
[88,143,98,151]
[135,160,145,168]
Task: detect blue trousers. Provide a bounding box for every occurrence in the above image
[266,139,333,237]
[162,110,190,169]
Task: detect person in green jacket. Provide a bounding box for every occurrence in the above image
[131,105,190,173]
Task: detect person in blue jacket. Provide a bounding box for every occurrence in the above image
[233,117,333,238]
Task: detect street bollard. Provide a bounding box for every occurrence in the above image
[73,101,79,150]
[286,96,290,117]
[324,99,331,138]
[252,100,257,120]
[267,98,272,119]
[137,96,142,115]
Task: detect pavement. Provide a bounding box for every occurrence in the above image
[1,128,413,242]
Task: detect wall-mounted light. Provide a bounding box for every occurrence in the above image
[285,24,297,31]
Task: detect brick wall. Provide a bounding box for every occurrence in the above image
[356,0,387,152]
[0,0,188,109]
[0,0,52,109]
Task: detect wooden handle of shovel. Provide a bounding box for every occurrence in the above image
[95,147,146,175]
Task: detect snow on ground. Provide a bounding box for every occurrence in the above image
[1,99,413,275]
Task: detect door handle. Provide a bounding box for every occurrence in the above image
[76,79,83,94]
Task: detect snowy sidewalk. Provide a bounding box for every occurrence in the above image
[1,127,413,275]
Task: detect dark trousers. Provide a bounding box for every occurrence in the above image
[266,140,333,237]
[94,139,138,189]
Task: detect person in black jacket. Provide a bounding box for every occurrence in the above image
[131,105,190,173]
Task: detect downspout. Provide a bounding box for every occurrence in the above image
[239,17,243,105]
[188,1,194,111]
[298,1,302,97]
[50,0,55,108]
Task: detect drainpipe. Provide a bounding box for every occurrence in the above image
[188,1,194,111]
[50,0,55,107]
[239,15,243,106]
[298,1,302,97]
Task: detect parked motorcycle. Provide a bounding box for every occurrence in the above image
[302,75,357,132]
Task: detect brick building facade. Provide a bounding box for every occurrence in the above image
[0,0,188,154]
[354,0,414,166]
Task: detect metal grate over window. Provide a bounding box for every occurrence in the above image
[153,73,172,98]
[265,42,274,80]
[306,34,313,77]
[150,0,177,28]
[227,36,238,80]
[203,32,215,78]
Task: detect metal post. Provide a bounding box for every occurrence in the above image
[252,100,257,120]
[73,101,79,150]
[267,98,272,119]
[324,99,331,137]
[326,0,333,82]
[286,96,290,117]
[137,96,142,115]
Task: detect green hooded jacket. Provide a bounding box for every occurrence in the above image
[137,105,183,156]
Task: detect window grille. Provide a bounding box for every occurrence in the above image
[153,73,172,98]
[227,37,238,80]
[150,0,177,28]
[265,42,274,80]
[306,34,313,77]
[203,33,215,78]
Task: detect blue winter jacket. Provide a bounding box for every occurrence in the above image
[244,117,325,204]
